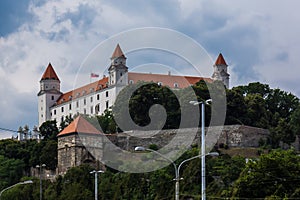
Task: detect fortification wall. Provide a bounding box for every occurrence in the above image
[109,125,270,151]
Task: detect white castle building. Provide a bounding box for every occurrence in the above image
[37,44,229,127]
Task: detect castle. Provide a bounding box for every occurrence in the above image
[37,44,229,127]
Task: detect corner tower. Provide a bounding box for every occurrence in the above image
[38,63,62,126]
[108,44,128,86]
[212,53,230,88]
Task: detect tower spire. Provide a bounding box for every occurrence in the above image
[41,63,60,81]
[215,53,227,66]
[111,44,126,59]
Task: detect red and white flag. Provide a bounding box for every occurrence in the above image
[90,73,99,78]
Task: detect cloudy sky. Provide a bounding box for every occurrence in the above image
[0,0,299,138]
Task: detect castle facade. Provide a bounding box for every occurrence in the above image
[38,44,229,127]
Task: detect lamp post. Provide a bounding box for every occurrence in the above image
[36,164,46,200]
[189,99,212,200]
[90,170,104,200]
[0,180,33,199]
[135,146,218,200]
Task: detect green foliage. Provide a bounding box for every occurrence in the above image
[39,120,59,141]
[232,149,300,199]
[0,155,25,190]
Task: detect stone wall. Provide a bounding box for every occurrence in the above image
[109,125,269,151]
[57,133,104,175]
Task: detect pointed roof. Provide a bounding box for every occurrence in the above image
[111,44,126,58]
[57,115,102,137]
[215,53,227,66]
[41,63,60,81]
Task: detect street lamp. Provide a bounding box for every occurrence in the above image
[134,146,218,200]
[90,170,104,200]
[0,180,33,198]
[189,99,212,200]
[36,164,46,200]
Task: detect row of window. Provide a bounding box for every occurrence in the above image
[51,100,110,117]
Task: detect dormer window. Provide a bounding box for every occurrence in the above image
[174,83,179,88]
[69,96,72,100]
[129,80,134,84]
[158,82,163,86]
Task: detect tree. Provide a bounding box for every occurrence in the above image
[39,120,59,141]
[232,149,300,199]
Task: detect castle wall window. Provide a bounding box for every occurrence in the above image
[61,116,64,122]
[95,104,100,114]
[61,106,64,112]
[97,94,100,100]
[106,101,109,109]
[84,98,86,105]
[84,108,86,115]
[90,106,93,114]
[69,104,72,110]
[51,96,54,100]
[106,91,109,97]
[90,96,93,103]
[54,110,56,115]
[76,101,79,108]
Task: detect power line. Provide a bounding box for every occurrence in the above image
[0,127,19,133]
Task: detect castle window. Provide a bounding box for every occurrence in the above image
[41,107,43,111]
[120,72,123,76]
[61,116,64,122]
[69,104,72,110]
[61,106,64,112]
[54,110,56,115]
[84,108,86,115]
[129,80,134,84]
[90,106,93,114]
[95,104,100,114]
[97,94,100,100]
[174,83,179,88]
[106,101,109,109]
[90,96,93,103]
[76,101,79,108]
[51,96,54,100]
[84,98,86,105]
[106,91,109,97]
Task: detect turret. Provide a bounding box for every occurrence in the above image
[108,44,128,86]
[38,63,62,126]
[212,53,230,88]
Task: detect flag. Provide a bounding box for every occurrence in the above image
[91,73,99,78]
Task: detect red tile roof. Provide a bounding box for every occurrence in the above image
[57,115,102,136]
[41,63,60,81]
[128,72,212,88]
[55,76,109,105]
[111,44,125,58]
[215,53,227,66]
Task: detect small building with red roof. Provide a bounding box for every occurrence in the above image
[57,115,104,175]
